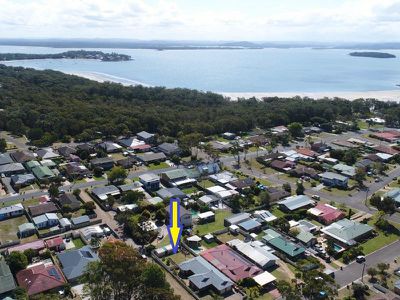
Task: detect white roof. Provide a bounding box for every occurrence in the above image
[207,185,239,199]
[289,220,300,227]
[253,210,277,223]
[198,211,215,219]
[187,235,202,242]
[253,272,276,286]
[376,153,393,160]
[80,226,103,239]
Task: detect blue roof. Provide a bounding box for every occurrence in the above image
[238,219,262,231]
[57,246,99,280]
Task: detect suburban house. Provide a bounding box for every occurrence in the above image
[321,219,373,248]
[36,148,60,160]
[91,185,120,201]
[45,236,65,252]
[333,163,356,177]
[0,203,24,221]
[290,166,318,179]
[90,157,114,171]
[198,195,220,207]
[198,211,215,224]
[136,152,167,165]
[118,182,143,193]
[224,213,251,226]
[383,188,400,207]
[79,226,104,243]
[28,202,58,217]
[156,187,186,200]
[118,137,151,152]
[0,163,26,176]
[278,195,315,212]
[16,260,66,296]
[238,219,262,233]
[0,257,16,297]
[222,132,236,140]
[158,142,181,156]
[206,185,239,200]
[319,172,349,188]
[32,213,59,229]
[160,169,196,187]
[201,244,262,282]
[71,215,90,228]
[18,223,36,238]
[253,210,277,223]
[209,171,238,185]
[31,165,56,182]
[165,205,192,228]
[59,218,72,230]
[139,173,160,191]
[373,145,399,156]
[137,131,155,144]
[10,173,36,189]
[308,203,345,224]
[178,256,233,295]
[263,229,305,260]
[57,246,99,282]
[0,153,13,166]
[265,187,291,202]
[355,158,374,171]
[227,239,279,269]
[64,162,91,179]
[59,193,81,211]
[230,178,255,191]
[271,125,288,135]
[10,150,35,163]
[57,146,76,158]
[116,157,137,169]
[270,160,295,172]
[311,142,330,153]
[197,162,221,176]
[370,131,400,143]
[97,141,122,153]
[296,231,317,247]
[296,148,318,160]
[8,240,46,253]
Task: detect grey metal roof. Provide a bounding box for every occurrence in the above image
[10,173,35,185]
[139,173,160,182]
[0,163,25,174]
[137,131,154,140]
[118,182,142,192]
[71,215,90,225]
[179,256,233,292]
[225,213,251,225]
[18,223,35,232]
[158,142,180,154]
[238,219,262,231]
[156,187,186,199]
[278,195,314,211]
[137,152,166,162]
[0,153,13,166]
[321,219,373,246]
[57,246,99,280]
[0,203,24,215]
[319,171,348,181]
[92,185,119,197]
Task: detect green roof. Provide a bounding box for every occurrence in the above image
[26,160,40,169]
[267,236,305,258]
[296,231,315,244]
[163,169,188,180]
[321,219,373,246]
[31,165,55,180]
[0,258,16,294]
[263,229,282,242]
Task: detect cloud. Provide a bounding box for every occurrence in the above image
[0,0,399,41]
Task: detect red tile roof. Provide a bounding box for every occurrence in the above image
[131,144,151,150]
[45,236,64,249]
[16,262,66,295]
[8,240,45,253]
[312,203,344,224]
[373,145,400,155]
[201,244,262,282]
[296,148,317,157]
[372,131,400,141]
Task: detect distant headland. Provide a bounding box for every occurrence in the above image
[0,50,132,62]
[349,51,396,59]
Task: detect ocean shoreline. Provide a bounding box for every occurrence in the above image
[68,70,400,102]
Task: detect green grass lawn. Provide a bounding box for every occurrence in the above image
[93,176,106,181]
[0,215,28,242]
[270,206,286,218]
[19,183,40,193]
[217,232,244,243]
[169,252,194,264]
[182,186,199,195]
[201,240,219,249]
[72,238,85,249]
[197,179,215,188]
[195,210,233,236]
[71,208,86,218]
[148,162,170,170]
[5,198,40,208]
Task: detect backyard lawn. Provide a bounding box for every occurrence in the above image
[169,252,194,264]
[182,186,199,195]
[217,232,245,244]
[197,179,215,188]
[148,162,170,170]
[0,215,29,242]
[270,206,286,218]
[6,198,40,208]
[72,238,85,249]
[195,210,233,236]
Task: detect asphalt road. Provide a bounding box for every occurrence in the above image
[334,240,400,287]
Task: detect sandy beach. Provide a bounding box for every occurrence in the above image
[68,70,400,102]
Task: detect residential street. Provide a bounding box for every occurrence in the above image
[334,240,400,287]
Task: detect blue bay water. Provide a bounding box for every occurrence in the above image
[0,45,400,93]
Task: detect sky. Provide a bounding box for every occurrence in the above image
[1,0,400,42]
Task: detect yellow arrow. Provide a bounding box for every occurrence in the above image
[168,199,182,252]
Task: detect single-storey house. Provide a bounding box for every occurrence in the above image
[296,231,317,247]
[319,172,348,188]
[10,150,35,163]
[45,236,65,252]
[10,173,36,188]
[31,165,56,182]
[270,160,295,172]
[97,142,122,153]
[59,218,72,230]
[0,163,26,177]
[139,173,160,191]
[57,246,99,282]
[263,229,305,260]
[16,261,66,296]
[230,178,255,190]
[71,215,90,228]
[198,195,220,207]
[136,152,167,165]
[137,131,155,144]
[0,203,24,221]
[18,223,36,238]
[321,219,373,248]
[59,193,81,211]
[178,256,233,295]
[158,142,181,156]
[224,212,251,226]
[118,137,151,152]
[384,188,400,207]
[227,239,279,269]
[198,211,215,224]
[79,226,104,243]
[36,148,60,160]
[160,169,196,187]
[156,187,186,200]
[265,187,291,202]
[116,157,137,169]
[91,185,120,201]
[0,153,13,166]
[253,210,277,223]
[118,182,143,193]
[25,160,41,171]
[64,162,91,179]
[32,213,59,229]
[278,195,315,212]
[333,163,356,177]
[206,185,239,200]
[238,219,262,233]
[28,202,58,217]
[209,171,238,185]
[308,203,345,224]
[57,146,76,158]
[311,142,330,153]
[165,205,192,228]
[90,157,114,171]
[0,257,16,296]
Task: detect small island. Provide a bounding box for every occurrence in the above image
[0,50,132,62]
[349,51,396,59]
